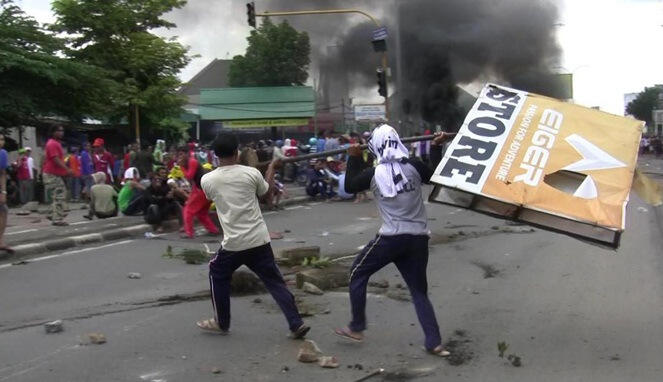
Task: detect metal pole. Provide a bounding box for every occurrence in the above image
[196,119,200,141]
[257,133,455,166]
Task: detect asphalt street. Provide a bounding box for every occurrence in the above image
[1,174,663,381]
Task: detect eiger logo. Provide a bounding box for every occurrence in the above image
[544,134,626,199]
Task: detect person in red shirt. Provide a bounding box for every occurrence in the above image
[92,138,114,184]
[178,147,219,239]
[43,125,73,226]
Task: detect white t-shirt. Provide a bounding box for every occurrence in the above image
[201,165,270,252]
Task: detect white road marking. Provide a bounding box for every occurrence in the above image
[309,202,322,206]
[70,221,89,225]
[263,211,276,216]
[5,229,38,235]
[0,240,134,270]
[285,205,304,210]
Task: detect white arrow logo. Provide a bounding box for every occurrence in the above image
[562,134,626,172]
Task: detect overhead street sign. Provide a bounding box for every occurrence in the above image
[372,26,388,41]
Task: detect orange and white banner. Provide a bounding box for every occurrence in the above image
[430,83,644,247]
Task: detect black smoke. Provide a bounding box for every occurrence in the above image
[264,0,562,130]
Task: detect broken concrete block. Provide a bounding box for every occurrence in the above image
[318,356,339,368]
[278,246,320,266]
[296,265,348,290]
[44,320,63,334]
[302,282,324,295]
[127,272,142,279]
[231,268,266,295]
[87,333,106,344]
[297,340,322,363]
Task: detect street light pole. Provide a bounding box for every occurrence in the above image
[256,8,390,120]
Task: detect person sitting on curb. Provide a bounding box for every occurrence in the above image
[196,133,310,339]
[117,167,146,216]
[145,174,182,232]
[85,172,117,220]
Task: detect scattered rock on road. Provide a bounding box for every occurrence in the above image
[318,356,339,368]
[296,265,349,290]
[231,269,266,295]
[211,367,222,374]
[278,246,321,266]
[302,282,324,295]
[297,340,322,363]
[44,320,63,334]
[127,272,142,279]
[87,333,107,344]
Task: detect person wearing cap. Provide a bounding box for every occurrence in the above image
[117,167,146,215]
[92,138,114,184]
[43,125,73,226]
[305,159,335,199]
[16,148,32,204]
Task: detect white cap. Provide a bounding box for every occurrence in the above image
[25,147,32,151]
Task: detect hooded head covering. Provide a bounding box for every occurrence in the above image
[367,124,410,198]
[92,172,107,184]
[284,139,291,147]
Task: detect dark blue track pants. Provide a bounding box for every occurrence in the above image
[348,234,442,350]
[209,243,303,332]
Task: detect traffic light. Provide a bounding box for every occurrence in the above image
[246,2,256,28]
[376,68,387,97]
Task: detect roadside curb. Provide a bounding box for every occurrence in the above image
[11,224,152,259]
[4,196,313,261]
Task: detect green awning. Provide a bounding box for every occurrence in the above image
[198,86,315,121]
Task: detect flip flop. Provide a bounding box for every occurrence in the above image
[425,346,451,357]
[333,327,363,343]
[196,319,228,335]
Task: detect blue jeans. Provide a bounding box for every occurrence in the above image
[67,177,82,201]
[348,234,442,350]
[209,243,303,332]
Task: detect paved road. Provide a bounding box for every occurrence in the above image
[1,180,662,381]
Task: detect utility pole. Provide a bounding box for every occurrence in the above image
[134,104,141,147]
[254,7,390,120]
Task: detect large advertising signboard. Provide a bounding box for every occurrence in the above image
[429,84,644,248]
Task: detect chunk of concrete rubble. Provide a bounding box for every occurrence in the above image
[297,340,322,363]
[318,356,339,368]
[278,246,321,266]
[386,290,411,302]
[296,265,348,290]
[127,272,142,279]
[44,320,63,334]
[302,282,324,295]
[87,333,106,344]
[211,367,222,374]
[231,268,266,295]
[24,201,40,212]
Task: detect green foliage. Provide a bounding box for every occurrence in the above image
[497,341,509,358]
[51,0,192,140]
[229,18,310,87]
[626,86,662,128]
[301,255,331,269]
[0,0,114,127]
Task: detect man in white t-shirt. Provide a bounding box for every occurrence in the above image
[197,133,309,339]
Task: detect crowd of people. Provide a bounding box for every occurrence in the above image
[640,135,663,156]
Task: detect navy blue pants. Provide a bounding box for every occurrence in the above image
[209,243,303,332]
[348,234,442,350]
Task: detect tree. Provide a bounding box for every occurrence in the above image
[51,0,192,141]
[0,0,114,128]
[626,86,662,127]
[229,18,310,87]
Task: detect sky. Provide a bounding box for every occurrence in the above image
[15,0,663,116]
